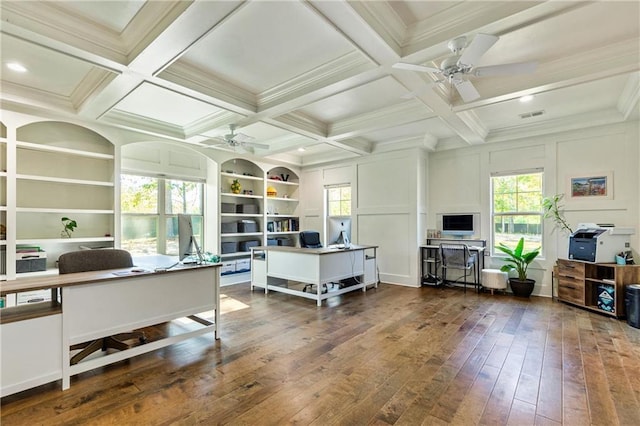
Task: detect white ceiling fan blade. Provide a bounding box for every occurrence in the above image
[473,61,538,77]
[393,62,441,73]
[242,141,269,150]
[232,132,253,143]
[454,79,480,103]
[458,33,498,66]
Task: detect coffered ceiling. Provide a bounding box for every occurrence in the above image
[1,1,638,166]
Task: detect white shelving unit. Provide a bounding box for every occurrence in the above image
[218,162,300,285]
[1,120,115,295]
[265,166,299,246]
[219,160,265,285]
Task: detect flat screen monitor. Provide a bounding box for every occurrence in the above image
[327,217,351,247]
[178,214,203,263]
[442,214,474,237]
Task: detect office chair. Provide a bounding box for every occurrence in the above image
[299,230,322,249]
[58,249,146,365]
[299,231,328,292]
[439,243,478,293]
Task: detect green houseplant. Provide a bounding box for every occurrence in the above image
[61,217,77,238]
[496,237,540,297]
[542,193,573,234]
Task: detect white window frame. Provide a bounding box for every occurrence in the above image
[490,169,544,257]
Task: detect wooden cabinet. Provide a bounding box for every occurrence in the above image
[556,258,640,318]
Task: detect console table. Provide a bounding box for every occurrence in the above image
[0,263,220,396]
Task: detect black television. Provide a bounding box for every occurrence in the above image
[441,214,474,237]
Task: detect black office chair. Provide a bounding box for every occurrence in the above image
[299,230,322,249]
[299,231,328,292]
[439,243,478,293]
[58,249,146,365]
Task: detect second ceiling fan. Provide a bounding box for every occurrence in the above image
[393,33,537,102]
[200,124,268,152]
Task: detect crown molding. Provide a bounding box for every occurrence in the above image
[618,73,640,120]
[158,61,257,113]
[1,1,126,63]
[346,1,405,53]
[258,51,373,110]
[486,108,626,145]
[183,111,240,138]
[0,81,75,113]
[100,109,185,140]
[329,102,434,139]
[271,112,328,139]
[456,110,488,141]
[70,68,118,111]
[121,1,193,63]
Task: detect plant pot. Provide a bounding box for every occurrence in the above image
[509,278,535,298]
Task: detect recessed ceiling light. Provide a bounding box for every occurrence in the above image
[519,95,533,103]
[297,147,306,152]
[7,62,28,73]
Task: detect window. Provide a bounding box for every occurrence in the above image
[327,185,351,217]
[491,171,543,255]
[121,174,204,256]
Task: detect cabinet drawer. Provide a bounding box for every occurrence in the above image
[557,259,585,279]
[558,284,584,304]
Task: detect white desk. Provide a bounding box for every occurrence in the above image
[0,263,220,395]
[250,245,378,306]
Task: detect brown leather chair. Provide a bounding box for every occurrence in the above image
[58,249,146,365]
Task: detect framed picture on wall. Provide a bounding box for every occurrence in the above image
[568,171,612,199]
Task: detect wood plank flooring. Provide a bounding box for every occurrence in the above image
[2,283,640,425]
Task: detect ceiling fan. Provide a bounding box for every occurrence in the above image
[199,124,268,151]
[393,33,537,103]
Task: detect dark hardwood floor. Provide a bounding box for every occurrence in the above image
[2,283,640,425]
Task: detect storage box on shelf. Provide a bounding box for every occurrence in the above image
[556,258,640,318]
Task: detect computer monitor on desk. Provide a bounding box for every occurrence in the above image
[327,217,351,248]
[178,214,203,264]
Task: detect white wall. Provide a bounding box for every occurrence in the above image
[427,121,640,297]
[301,148,426,287]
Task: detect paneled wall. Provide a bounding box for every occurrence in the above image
[301,149,426,287]
[428,121,639,297]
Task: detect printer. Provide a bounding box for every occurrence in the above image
[568,223,634,263]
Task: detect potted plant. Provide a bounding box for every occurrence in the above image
[496,237,540,297]
[61,217,77,238]
[542,193,573,234]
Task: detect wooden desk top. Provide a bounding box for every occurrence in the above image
[252,244,377,255]
[0,263,220,296]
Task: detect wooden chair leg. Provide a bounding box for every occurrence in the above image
[70,332,146,365]
[70,339,105,365]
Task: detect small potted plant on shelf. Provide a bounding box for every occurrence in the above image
[61,217,77,238]
[496,237,540,298]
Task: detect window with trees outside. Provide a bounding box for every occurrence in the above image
[121,174,204,256]
[327,185,351,217]
[491,171,543,255]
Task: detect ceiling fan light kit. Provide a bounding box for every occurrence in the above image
[394,33,538,103]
